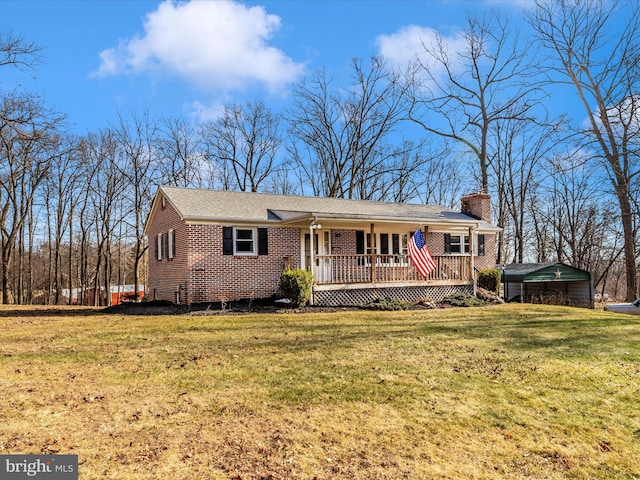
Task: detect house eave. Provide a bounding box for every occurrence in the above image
[181,212,500,232]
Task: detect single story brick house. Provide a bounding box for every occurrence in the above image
[144,187,500,306]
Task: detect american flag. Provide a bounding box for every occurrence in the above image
[408,228,437,277]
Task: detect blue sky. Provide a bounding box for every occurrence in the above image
[1,0,534,134]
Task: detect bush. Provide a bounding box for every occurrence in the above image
[279,268,313,307]
[442,293,485,307]
[478,268,501,293]
[361,297,409,311]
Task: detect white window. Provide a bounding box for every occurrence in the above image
[365,232,409,265]
[234,228,256,255]
[448,235,470,254]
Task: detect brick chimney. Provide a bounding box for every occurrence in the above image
[461,192,491,223]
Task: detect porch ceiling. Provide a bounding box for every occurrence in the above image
[276,211,489,231]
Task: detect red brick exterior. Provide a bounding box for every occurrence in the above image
[186,224,300,303]
[147,198,302,304]
[147,200,497,304]
[146,200,190,303]
[426,230,496,270]
[461,192,492,223]
[331,229,356,254]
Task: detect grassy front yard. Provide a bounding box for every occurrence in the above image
[0,304,639,479]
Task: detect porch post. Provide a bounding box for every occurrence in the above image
[469,227,476,295]
[309,222,318,305]
[370,223,376,284]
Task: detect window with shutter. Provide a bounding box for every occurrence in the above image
[223,227,265,256]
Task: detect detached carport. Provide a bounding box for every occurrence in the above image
[502,262,594,308]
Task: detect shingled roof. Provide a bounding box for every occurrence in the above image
[148,186,500,231]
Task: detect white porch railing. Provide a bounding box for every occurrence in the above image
[311,254,471,285]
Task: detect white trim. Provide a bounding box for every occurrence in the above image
[156,233,163,261]
[233,227,257,256]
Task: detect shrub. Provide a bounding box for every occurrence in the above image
[442,293,485,307]
[279,268,313,307]
[361,297,409,311]
[478,268,501,293]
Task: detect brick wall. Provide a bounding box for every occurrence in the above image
[427,230,496,270]
[331,229,356,254]
[147,207,497,303]
[187,225,301,303]
[475,233,497,270]
[147,199,190,303]
[427,231,445,255]
[461,193,492,223]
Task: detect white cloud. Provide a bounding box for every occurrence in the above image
[376,25,436,68]
[93,0,305,93]
[375,24,467,81]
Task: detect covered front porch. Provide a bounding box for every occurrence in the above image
[309,252,473,306]
[311,253,471,285]
[270,203,492,305]
[294,222,479,306]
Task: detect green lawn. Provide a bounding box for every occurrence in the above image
[0,304,639,479]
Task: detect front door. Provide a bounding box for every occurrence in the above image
[304,230,332,283]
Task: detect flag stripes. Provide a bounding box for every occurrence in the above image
[408,228,437,277]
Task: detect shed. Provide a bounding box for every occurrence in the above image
[501,262,593,308]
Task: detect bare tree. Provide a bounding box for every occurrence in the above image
[0,92,64,303]
[532,152,623,294]
[408,10,541,193]
[491,113,558,263]
[0,31,41,72]
[202,100,282,192]
[115,111,159,302]
[528,0,640,301]
[286,57,412,200]
[83,129,126,305]
[158,116,210,188]
[43,134,82,304]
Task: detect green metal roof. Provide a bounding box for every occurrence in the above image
[502,263,591,283]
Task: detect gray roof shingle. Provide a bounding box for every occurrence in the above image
[157,186,498,228]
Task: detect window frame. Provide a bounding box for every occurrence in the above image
[360,231,410,265]
[233,227,257,256]
[168,229,176,259]
[447,234,470,254]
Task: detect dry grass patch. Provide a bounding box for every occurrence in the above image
[0,304,639,479]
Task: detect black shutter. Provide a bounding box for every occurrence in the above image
[258,228,268,255]
[171,229,177,258]
[223,227,233,255]
[444,233,451,254]
[154,234,159,261]
[380,234,389,255]
[478,234,485,256]
[356,230,365,254]
[392,234,400,255]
